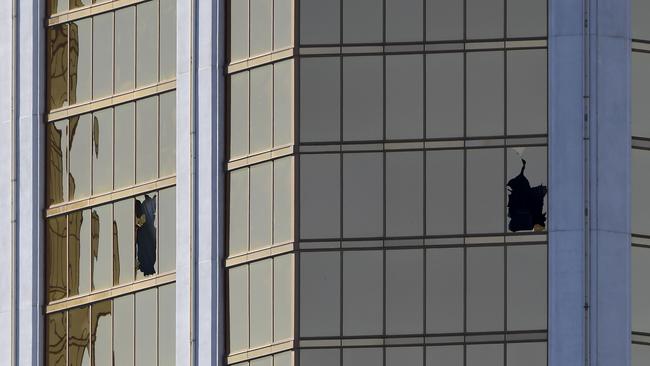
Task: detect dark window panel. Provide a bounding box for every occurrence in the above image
[69,18,92,105]
[426,150,464,236]
[68,210,91,296]
[507,49,547,136]
[633,344,650,366]
[386,0,423,42]
[507,245,547,330]
[91,204,113,291]
[47,216,68,302]
[633,52,650,138]
[300,251,341,337]
[426,345,463,366]
[426,248,464,333]
[633,246,650,333]
[386,347,423,366]
[466,51,504,137]
[507,0,547,37]
[426,0,463,41]
[386,250,424,335]
[386,54,424,140]
[507,342,547,366]
[466,148,504,234]
[92,108,113,195]
[300,154,340,239]
[343,0,383,44]
[343,56,383,142]
[466,0,504,39]
[386,151,423,237]
[47,119,69,205]
[466,344,504,366]
[300,0,340,45]
[343,348,382,366]
[426,53,463,139]
[633,150,650,235]
[343,250,383,336]
[300,57,341,143]
[135,193,158,279]
[48,25,68,110]
[633,0,650,40]
[467,246,504,332]
[343,152,383,238]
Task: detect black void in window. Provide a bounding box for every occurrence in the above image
[506,152,547,232]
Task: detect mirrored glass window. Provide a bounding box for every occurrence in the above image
[92,108,113,195]
[69,114,92,200]
[230,0,249,62]
[91,301,112,366]
[343,0,383,44]
[386,55,424,140]
[47,312,67,366]
[466,52,504,137]
[229,265,250,352]
[250,65,274,153]
[159,91,177,177]
[274,0,292,50]
[47,216,68,302]
[426,150,464,235]
[426,345,463,366]
[507,245,547,330]
[467,148,504,234]
[136,96,159,183]
[92,13,114,99]
[113,295,135,366]
[160,0,177,81]
[507,342,546,366]
[158,187,176,273]
[136,0,159,87]
[47,120,69,205]
[135,289,157,366]
[426,248,463,333]
[250,260,273,347]
[115,7,136,93]
[386,151,423,237]
[466,0,504,39]
[343,153,383,238]
[300,57,341,143]
[300,0,340,45]
[91,204,112,291]
[343,348,382,366]
[507,50,547,135]
[274,157,293,244]
[343,250,383,336]
[113,199,135,285]
[300,251,341,337]
[250,162,273,250]
[301,349,341,366]
[386,347,423,366]
[114,103,135,189]
[343,56,383,141]
[69,18,92,104]
[274,60,293,147]
[386,0,422,42]
[300,154,340,239]
[68,306,90,366]
[230,71,250,159]
[467,247,504,332]
[426,53,463,139]
[426,0,463,41]
[507,0,546,37]
[48,25,68,110]
[159,284,176,366]
[386,249,424,335]
[229,168,250,255]
[466,344,503,366]
[274,255,293,341]
[250,0,273,56]
[69,210,91,296]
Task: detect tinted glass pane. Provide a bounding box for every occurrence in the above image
[386,347,423,366]
[69,114,91,200]
[160,0,177,80]
[230,72,250,159]
[135,289,157,366]
[386,55,424,140]
[92,109,113,195]
[113,199,135,285]
[343,153,383,238]
[386,0,423,42]
[250,65,273,153]
[47,312,67,366]
[48,25,68,110]
[90,301,112,366]
[114,103,135,189]
[507,0,547,37]
[507,245,547,330]
[274,157,293,244]
[274,255,293,341]
[91,205,112,291]
[159,284,176,366]
[343,56,383,141]
[633,52,650,138]
[135,193,158,278]
[426,345,463,366]
[426,150,464,235]
[633,246,650,332]
[426,248,463,333]
[274,352,292,366]
[426,53,463,138]
[69,18,92,104]
[50,0,68,14]
[68,306,90,366]
[507,342,546,366]
[251,0,273,56]
[300,154,340,239]
[70,0,91,10]
[343,0,383,43]
[467,246,504,332]
[229,168,249,255]
[301,349,340,366]
[250,260,273,347]
[386,151,423,237]
[275,0,292,50]
[467,148,504,234]
[47,119,68,205]
[634,150,650,235]
[136,96,159,183]
[466,0,504,39]
[69,210,91,296]
[229,265,249,352]
[47,216,68,302]
[158,187,176,273]
[274,60,293,147]
[93,13,114,99]
[300,0,340,45]
[230,0,249,62]
[426,0,463,41]
[250,162,273,250]
[634,0,650,40]
[467,52,504,137]
[633,344,650,366]
[507,49,547,135]
[252,356,272,366]
[343,250,383,336]
[160,91,176,177]
[386,250,424,335]
[300,57,340,142]
[136,0,159,87]
[113,295,135,366]
[343,348,382,366]
[466,344,503,366]
[300,252,341,337]
[115,7,136,93]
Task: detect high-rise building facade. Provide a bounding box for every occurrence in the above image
[0,0,642,365]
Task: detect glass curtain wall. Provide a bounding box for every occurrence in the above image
[45,1,177,365]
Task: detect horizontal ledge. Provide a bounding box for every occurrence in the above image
[227,145,296,171]
[227,340,295,364]
[225,242,296,268]
[228,48,296,74]
[47,0,150,26]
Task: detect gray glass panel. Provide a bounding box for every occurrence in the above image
[250,162,273,250]
[251,65,274,153]
[135,193,158,279]
[92,13,113,99]
[467,148,504,234]
[114,103,135,189]
[160,91,176,177]
[159,284,176,366]
[386,347,423,366]
[507,245,547,330]
[634,150,650,235]
[386,250,424,335]
[343,0,383,43]
[47,216,67,302]
[136,0,159,87]
[467,246,504,332]
[113,199,135,285]
[274,0,292,50]
[68,306,90,366]
[251,0,273,56]
[426,0,463,41]
[135,289,157,366]
[231,0,249,62]
[386,55,424,140]
[301,349,340,366]
[69,18,92,104]
[466,344,503,366]
[250,259,273,347]
[426,346,463,366]
[426,150,464,235]
[274,60,293,147]
[343,250,383,336]
[91,205,112,291]
[507,0,546,37]
[300,0,340,45]
[113,295,134,366]
[633,344,650,366]
[115,7,136,93]
[274,255,293,341]
[91,301,111,366]
[343,153,383,237]
[300,251,341,337]
[229,265,250,352]
[507,50,547,135]
[343,348,382,366]
[251,356,273,366]
[274,352,292,366]
[426,248,463,333]
[300,154,340,239]
[343,56,383,141]
[274,157,293,244]
[92,109,113,195]
[633,0,650,40]
[386,151,423,237]
[48,24,68,110]
[136,96,159,183]
[47,119,69,205]
[633,52,650,138]
[633,246,650,332]
[300,57,340,142]
[386,0,423,42]
[507,342,546,366]
[69,114,92,200]
[69,210,91,296]
[229,168,249,255]
[467,52,504,137]
[160,0,177,81]
[426,53,463,139]
[47,312,67,366]
[159,187,176,273]
[466,0,504,39]
[230,71,250,159]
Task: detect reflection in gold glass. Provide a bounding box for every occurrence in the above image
[69,19,92,105]
[47,216,68,302]
[69,210,90,296]
[69,115,92,200]
[91,206,112,291]
[47,312,67,366]
[91,301,112,366]
[70,0,92,12]
[68,306,90,366]
[47,120,68,206]
[48,25,68,110]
